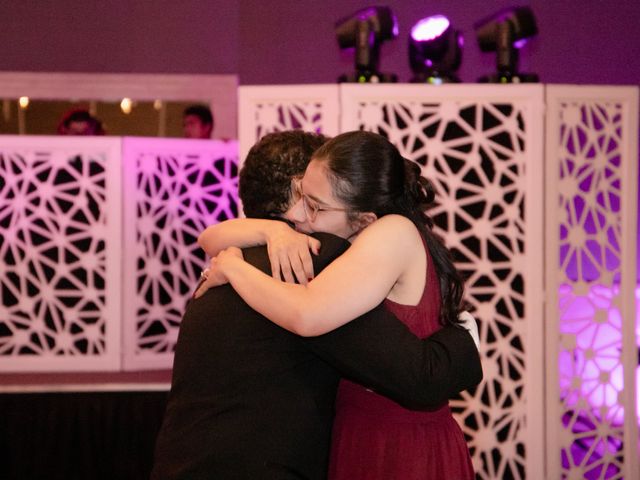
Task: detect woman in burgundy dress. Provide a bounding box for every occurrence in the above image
[201,130,475,479]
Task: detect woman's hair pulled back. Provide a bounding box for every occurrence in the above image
[312,130,466,327]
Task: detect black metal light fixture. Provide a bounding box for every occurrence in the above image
[474,6,538,83]
[335,6,398,83]
[408,15,463,84]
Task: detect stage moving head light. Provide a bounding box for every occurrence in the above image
[335,6,398,83]
[409,15,463,84]
[474,6,538,83]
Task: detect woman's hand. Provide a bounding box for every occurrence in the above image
[265,223,320,285]
[193,247,244,299]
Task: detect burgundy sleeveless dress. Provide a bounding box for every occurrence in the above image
[328,246,474,480]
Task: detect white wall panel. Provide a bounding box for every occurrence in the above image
[121,137,239,370]
[544,85,639,480]
[340,83,546,480]
[0,136,122,371]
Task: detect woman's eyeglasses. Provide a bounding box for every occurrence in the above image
[290,178,348,222]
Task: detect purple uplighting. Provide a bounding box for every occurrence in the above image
[558,284,640,426]
[410,15,449,42]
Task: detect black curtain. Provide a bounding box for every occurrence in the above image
[0,391,169,480]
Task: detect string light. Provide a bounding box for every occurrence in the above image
[120,98,133,114]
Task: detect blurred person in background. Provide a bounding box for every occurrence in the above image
[182,104,213,139]
[57,108,105,135]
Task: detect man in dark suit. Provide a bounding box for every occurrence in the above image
[151,131,482,479]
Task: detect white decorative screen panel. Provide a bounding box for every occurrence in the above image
[1,84,636,480]
[544,86,639,480]
[0,136,122,371]
[121,138,239,370]
[340,84,546,480]
[238,85,340,167]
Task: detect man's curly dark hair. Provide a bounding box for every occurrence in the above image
[239,130,328,218]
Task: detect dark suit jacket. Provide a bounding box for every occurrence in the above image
[151,233,482,480]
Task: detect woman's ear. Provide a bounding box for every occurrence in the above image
[353,212,377,232]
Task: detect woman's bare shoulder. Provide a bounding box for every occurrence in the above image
[353,214,421,253]
[361,214,418,238]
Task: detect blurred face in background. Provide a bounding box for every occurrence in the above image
[65,120,95,135]
[183,115,212,139]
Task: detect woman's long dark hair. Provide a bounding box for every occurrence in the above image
[312,130,465,327]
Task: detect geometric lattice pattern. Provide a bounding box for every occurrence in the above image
[0,137,122,371]
[342,89,539,480]
[253,101,325,139]
[238,85,339,170]
[553,98,636,479]
[4,85,637,479]
[121,138,239,370]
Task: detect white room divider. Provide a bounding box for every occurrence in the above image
[238,85,340,164]
[544,86,639,479]
[0,136,123,371]
[120,138,239,370]
[0,137,238,373]
[238,83,638,480]
[1,83,637,479]
[340,83,546,480]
